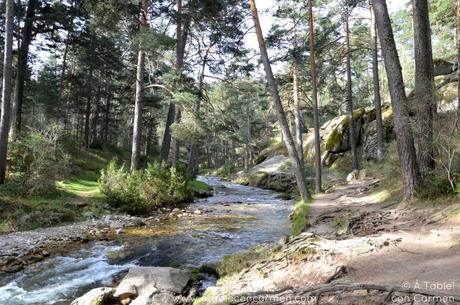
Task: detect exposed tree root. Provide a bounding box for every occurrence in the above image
[231,283,460,305]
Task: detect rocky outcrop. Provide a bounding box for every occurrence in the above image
[301,104,393,165]
[234,155,297,193]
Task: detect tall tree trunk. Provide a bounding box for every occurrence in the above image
[102,93,111,144]
[0,0,14,184]
[84,67,93,148]
[58,32,70,103]
[344,1,360,171]
[91,93,100,141]
[292,54,304,165]
[308,0,322,193]
[171,108,181,164]
[160,103,176,162]
[161,0,188,163]
[145,111,155,158]
[131,0,149,171]
[187,45,212,178]
[457,0,460,112]
[249,0,311,202]
[373,0,421,201]
[11,0,36,139]
[412,0,435,175]
[370,0,385,162]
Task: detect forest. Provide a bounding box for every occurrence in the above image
[0,0,459,305]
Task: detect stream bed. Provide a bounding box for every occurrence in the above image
[0,176,293,305]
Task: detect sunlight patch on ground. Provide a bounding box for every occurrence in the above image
[56,171,102,198]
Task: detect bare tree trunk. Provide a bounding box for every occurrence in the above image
[131,0,149,171]
[91,83,101,142]
[373,0,421,201]
[161,0,188,164]
[0,0,14,184]
[171,108,181,164]
[370,0,385,162]
[160,103,176,162]
[84,67,93,148]
[102,93,111,144]
[58,32,70,103]
[344,1,360,171]
[308,0,322,193]
[11,0,36,139]
[145,111,156,158]
[292,56,304,165]
[412,0,435,175]
[457,0,460,113]
[249,0,311,202]
[187,45,212,178]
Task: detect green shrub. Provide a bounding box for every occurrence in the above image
[99,160,192,215]
[8,126,70,195]
[415,172,455,200]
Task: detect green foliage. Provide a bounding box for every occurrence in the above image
[8,127,70,195]
[290,201,310,236]
[99,160,192,215]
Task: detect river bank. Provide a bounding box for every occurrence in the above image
[197,177,460,305]
[0,176,293,305]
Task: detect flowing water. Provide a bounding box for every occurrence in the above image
[0,176,293,305]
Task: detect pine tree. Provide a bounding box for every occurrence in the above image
[0,0,14,184]
[412,0,436,175]
[373,0,421,200]
[249,0,311,202]
[308,0,322,193]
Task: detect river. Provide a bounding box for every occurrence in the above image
[0,176,293,305]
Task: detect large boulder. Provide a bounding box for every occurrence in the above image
[113,267,192,305]
[70,287,115,305]
[323,108,365,154]
[437,79,458,113]
[362,104,393,161]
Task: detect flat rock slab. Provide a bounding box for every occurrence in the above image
[114,266,192,298]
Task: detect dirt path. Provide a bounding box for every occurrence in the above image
[310,178,460,294]
[201,177,460,304]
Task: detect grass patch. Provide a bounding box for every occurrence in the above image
[290,200,310,236]
[0,148,121,233]
[216,245,270,278]
[56,171,102,197]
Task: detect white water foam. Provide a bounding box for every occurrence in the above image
[0,245,134,305]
